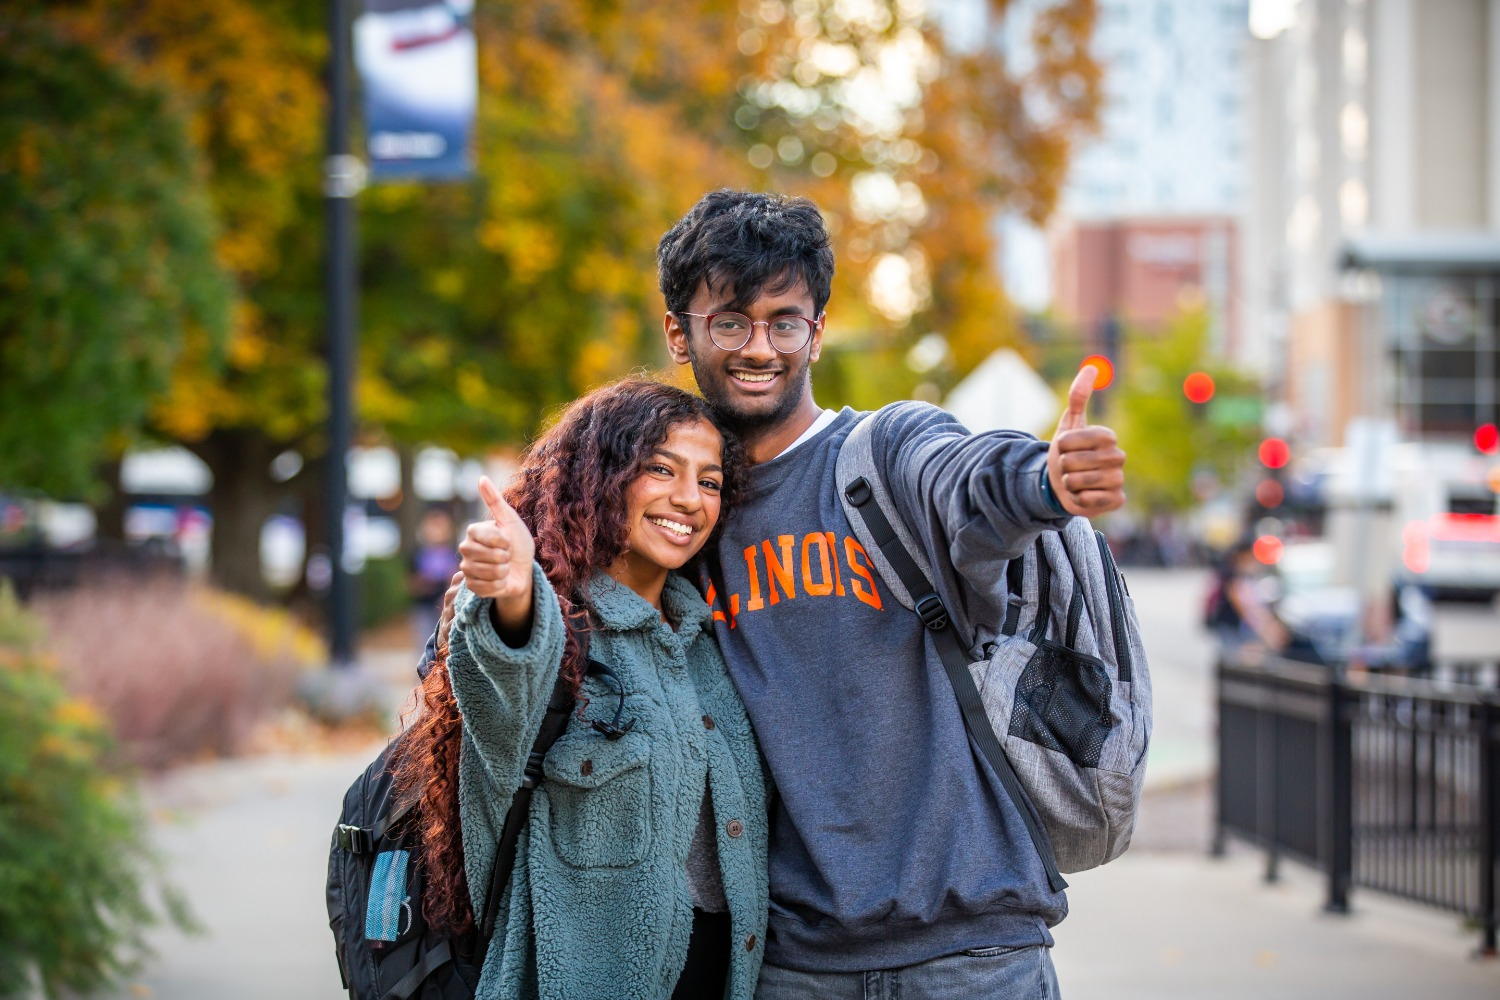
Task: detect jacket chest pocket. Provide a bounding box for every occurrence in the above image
[541,732,653,869]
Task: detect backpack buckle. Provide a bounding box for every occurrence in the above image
[915,593,949,631]
[336,823,373,854]
[844,478,873,507]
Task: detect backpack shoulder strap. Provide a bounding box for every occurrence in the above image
[834,408,931,613]
[838,420,1068,894]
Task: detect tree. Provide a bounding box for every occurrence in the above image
[0,13,231,500]
[51,0,328,597]
[33,0,1101,600]
[1111,310,1263,513]
[729,0,1101,405]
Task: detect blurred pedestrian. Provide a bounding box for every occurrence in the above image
[1206,540,1288,653]
[408,507,459,651]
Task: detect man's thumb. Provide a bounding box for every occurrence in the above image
[477,475,511,523]
[1059,365,1096,432]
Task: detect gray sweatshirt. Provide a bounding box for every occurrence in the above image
[704,404,1071,973]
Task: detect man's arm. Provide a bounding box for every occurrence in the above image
[871,367,1125,610]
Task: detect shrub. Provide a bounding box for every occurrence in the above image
[359,554,411,631]
[0,582,190,998]
[31,575,321,769]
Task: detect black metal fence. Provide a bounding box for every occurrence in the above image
[1215,655,1499,955]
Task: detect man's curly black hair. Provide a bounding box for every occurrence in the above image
[656,189,836,318]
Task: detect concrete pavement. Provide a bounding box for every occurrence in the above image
[109,742,1498,999]
[102,568,1500,998]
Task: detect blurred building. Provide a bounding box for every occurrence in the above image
[976,0,1252,358]
[1051,216,1240,355]
[1246,0,1500,447]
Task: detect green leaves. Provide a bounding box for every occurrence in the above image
[0,15,232,499]
[0,582,190,998]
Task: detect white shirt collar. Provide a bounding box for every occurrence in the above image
[769,408,839,461]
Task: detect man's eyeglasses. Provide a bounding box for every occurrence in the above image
[678,311,821,354]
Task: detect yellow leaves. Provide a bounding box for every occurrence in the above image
[52,698,103,734]
[426,268,466,303]
[571,249,633,300]
[189,588,323,668]
[357,368,417,426]
[62,0,323,282]
[479,218,561,284]
[456,364,490,410]
[572,312,639,389]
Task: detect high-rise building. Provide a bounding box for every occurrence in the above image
[1245,0,1500,447]
[977,0,1252,356]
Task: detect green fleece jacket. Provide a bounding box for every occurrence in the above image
[447,565,768,1000]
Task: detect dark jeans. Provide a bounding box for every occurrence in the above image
[672,908,730,999]
[755,945,1060,1000]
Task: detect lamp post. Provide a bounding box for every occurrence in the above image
[324,0,363,667]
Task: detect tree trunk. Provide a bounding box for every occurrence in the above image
[93,457,127,544]
[285,452,328,624]
[193,429,282,600]
[397,445,421,561]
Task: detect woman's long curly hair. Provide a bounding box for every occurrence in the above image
[389,378,743,939]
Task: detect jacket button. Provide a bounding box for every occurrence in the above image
[726,819,743,838]
[580,760,593,777]
[702,715,715,730]
[745,934,757,951]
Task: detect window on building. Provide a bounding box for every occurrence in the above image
[1385,275,1498,439]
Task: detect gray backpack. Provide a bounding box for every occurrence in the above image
[837,413,1151,892]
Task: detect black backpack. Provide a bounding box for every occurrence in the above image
[326,675,575,1000]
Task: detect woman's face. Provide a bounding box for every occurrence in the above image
[617,418,725,575]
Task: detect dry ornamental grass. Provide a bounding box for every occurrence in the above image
[31,575,319,769]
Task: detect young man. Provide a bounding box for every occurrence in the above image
[656,189,1126,997]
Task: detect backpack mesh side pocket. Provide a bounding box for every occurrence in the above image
[1008,640,1113,768]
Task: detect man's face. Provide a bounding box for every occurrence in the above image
[664,279,824,435]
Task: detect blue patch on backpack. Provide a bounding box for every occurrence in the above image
[365,849,411,942]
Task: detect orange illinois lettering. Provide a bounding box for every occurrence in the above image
[763,535,796,605]
[801,533,835,596]
[826,532,847,596]
[744,546,765,611]
[844,537,883,610]
[705,579,737,628]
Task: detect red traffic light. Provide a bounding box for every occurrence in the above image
[1475,423,1500,455]
[1182,371,1215,404]
[1254,478,1285,508]
[1253,535,1283,565]
[1080,355,1114,389]
[1258,437,1290,469]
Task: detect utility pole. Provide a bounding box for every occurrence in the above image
[324,0,363,667]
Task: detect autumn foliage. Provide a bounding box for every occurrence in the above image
[8,0,1099,594]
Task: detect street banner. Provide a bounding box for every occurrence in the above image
[354,0,476,181]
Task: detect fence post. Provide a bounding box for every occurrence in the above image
[1259,671,1280,884]
[1479,696,1497,957]
[1212,657,1228,857]
[1324,671,1353,914]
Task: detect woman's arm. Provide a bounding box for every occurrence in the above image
[447,566,567,796]
[445,475,567,794]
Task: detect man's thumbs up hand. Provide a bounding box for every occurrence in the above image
[459,476,536,625]
[1046,365,1127,518]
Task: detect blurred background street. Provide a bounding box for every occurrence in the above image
[4,0,1500,996]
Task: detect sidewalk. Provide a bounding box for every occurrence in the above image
[108,745,1499,999]
[1054,846,1499,999]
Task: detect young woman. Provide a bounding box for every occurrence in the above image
[392,379,767,999]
